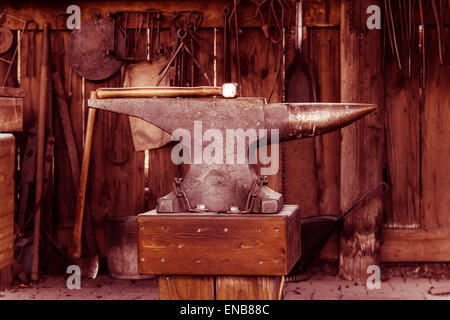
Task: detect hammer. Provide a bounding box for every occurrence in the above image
[95,83,238,99]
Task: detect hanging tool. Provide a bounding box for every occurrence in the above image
[25,21,38,77]
[386,0,402,70]
[431,0,444,66]
[0,11,30,87]
[250,0,269,38]
[295,0,303,52]
[223,7,231,83]
[230,0,242,96]
[418,0,426,91]
[157,27,212,86]
[31,23,49,282]
[67,15,124,81]
[110,9,162,62]
[0,25,13,54]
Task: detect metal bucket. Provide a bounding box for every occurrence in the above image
[104,215,153,280]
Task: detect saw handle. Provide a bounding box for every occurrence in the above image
[70,107,96,259]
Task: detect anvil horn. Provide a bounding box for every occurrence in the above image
[283,103,377,140]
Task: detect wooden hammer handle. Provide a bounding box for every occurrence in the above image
[70,108,96,259]
[95,86,222,99]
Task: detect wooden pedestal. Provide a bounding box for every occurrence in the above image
[137,205,300,300]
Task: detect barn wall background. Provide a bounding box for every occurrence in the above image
[1,0,449,274]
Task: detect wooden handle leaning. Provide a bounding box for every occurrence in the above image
[70,107,96,259]
[31,23,49,282]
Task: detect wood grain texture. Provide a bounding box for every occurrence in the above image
[215,276,283,300]
[138,206,300,276]
[380,230,450,262]
[158,275,215,300]
[384,48,421,229]
[0,97,23,132]
[2,0,294,30]
[339,0,384,281]
[0,134,15,270]
[421,27,450,230]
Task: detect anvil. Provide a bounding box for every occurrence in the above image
[89,93,375,214]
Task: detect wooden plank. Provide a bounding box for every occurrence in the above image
[383,43,421,229]
[0,265,13,290]
[310,28,341,217]
[421,27,450,229]
[339,0,384,281]
[0,97,23,132]
[380,230,450,262]
[215,276,283,300]
[138,205,300,276]
[158,275,215,300]
[0,134,15,270]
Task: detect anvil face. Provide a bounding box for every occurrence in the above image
[89,97,376,214]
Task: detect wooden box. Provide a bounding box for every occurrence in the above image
[0,134,15,270]
[0,87,24,132]
[137,205,301,276]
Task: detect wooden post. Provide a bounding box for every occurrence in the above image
[0,134,15,289]
[339,0,385,281]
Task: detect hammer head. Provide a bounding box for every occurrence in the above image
[222,83,238,98]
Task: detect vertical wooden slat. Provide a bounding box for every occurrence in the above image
[215,276,283,300]
[339,0,385,281]
[158,275,215,300]
[384,40,421,229]
[421,26,450,229]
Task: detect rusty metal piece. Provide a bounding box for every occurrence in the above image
[67,16,124,81]
[0,25,13,54]
[88,96,375,214]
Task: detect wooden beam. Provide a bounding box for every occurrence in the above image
[339,0,385,281]
[2,0,295,30]
[380,230,450,262]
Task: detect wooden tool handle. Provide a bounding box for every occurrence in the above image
[95,86,222,99]
[31,22,49,282]
[70,107,96,259]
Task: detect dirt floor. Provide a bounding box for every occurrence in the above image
[1,263,450,300]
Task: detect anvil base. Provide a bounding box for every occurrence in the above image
[137,205,301,276]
